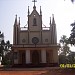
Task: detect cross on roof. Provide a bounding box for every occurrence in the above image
[32,0,37,6]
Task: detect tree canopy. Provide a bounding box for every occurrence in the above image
[69,22,75,45]
[71,0,75,3]
[59,35,71,56]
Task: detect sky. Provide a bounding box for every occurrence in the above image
[0,0,75,51]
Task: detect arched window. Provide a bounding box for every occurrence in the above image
[33,18,37,26]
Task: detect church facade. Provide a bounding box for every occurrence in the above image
[12,1,60,67]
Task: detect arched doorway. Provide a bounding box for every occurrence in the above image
[32,50,40,64]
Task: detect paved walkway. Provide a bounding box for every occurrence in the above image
[0,70,47,75]
[0,67,74,75]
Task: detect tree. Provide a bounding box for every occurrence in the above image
[59,35,71,56]
[71,0,75,3]
[67,52,75,63]
[64,0,75,3]
[59,35,71,64]
[69,22,75,45]
[0,40,12,65]
[60,35,69,45]
[0,40,5,63]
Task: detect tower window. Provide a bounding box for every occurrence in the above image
[33,18,37,26]
[34,14,35,16]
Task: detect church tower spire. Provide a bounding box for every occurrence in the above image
[50,17,51,25]
[14,15,17,25]
[50,14,57,44]
[32,0,37,10]
[40,6,42,15]
[52,14,55,25]
[32,0,37,7]
[28,6,30,15]
[13,15,20,45]
[19,17,20,25]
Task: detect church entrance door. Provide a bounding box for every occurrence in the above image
[32,51,39,64]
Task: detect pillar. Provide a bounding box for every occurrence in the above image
[14,50,18,64]
[41,49,46,63]
[26,50,31,64]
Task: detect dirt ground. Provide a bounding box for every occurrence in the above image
[0,67,75,75]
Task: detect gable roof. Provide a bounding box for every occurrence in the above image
[30,8,40,16]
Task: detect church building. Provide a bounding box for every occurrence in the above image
[12,0,60,67]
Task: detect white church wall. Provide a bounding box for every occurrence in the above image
[19,31,28,44]
[41,49,46,63]
[29,31,41,44]
[29,11,42,31]
[53,49,58,63]
[42,31,50,44]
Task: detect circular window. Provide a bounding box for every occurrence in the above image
[32,37,39,45]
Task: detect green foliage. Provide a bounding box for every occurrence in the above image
[1,57,10,65]
[59,35,72,64]
[71,0,75,3]
[64,0,75,3]
[59,52,75,64]
[59,35,75,64]
[59,35,70,56]
[69,22,75,45]
[0,45,4,56]
[59,54,67,64]
[67,52,75,64]
[0,40,12,65]
[60,35,69,45]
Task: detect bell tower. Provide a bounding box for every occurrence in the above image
[28,0,42,44]
[28,0,42,31]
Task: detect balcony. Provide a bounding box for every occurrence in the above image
[20,27,50,31]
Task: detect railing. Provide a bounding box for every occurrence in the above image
[20,27,50,31]
[42,27,50,30]
[20,27,28,31]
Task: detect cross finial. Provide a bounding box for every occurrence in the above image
[32,0,37,6]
